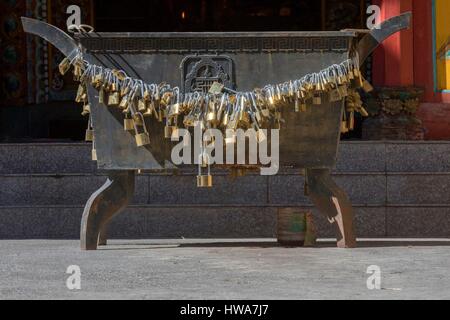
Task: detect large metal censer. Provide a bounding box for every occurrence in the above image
[22,13,411,250]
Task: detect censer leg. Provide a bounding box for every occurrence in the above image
[306,168,356,248]
[98,225,108,246]
[80,170,135,250]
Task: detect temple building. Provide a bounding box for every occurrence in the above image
[0,0,449,140]
[1,0,450,245]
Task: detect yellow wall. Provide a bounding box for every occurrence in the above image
[436,0,450,90]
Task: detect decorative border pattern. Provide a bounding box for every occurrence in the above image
[79,36,352,53]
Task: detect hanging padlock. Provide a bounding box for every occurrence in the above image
[85,116,94,142]
[91,139,97,161]
[75,84,86,103]
[108,91,120,106]
[81,103,91,116]
[133,110,144,126]
[124,114,134,131]
[312,93,322,105]
[197,154,213,188]
[164,125,174,139]
[58,57,71,75]
[98,86,106,105]
[134,113,150,147]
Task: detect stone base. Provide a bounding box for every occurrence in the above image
[417,103,450,140]
[362,114,425,140]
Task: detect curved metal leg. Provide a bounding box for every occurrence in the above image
[306,168,356,248]
[81,170,135,250]
[98,225,108,246]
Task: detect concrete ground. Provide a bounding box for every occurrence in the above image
[1,239,450,300]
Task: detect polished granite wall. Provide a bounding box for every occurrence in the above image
[1,141,450,239]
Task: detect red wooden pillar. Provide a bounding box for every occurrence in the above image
[372,0,414,87]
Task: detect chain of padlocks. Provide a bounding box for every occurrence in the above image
[59,49,372,187]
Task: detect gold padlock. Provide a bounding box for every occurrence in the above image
[98,87,106,105]
[119,95,129,109]
[169,103,180,118]
[362,78,374,93]
[58,57,71,75]
[329,88,342,102]
[75,84,86,103]
[294,98,300,112]
[228,118,238,130]
[183,114,195,127]
[108,91,120,106]
[134,113,150,147]
[81,103,91,116]
[135,131,150,147]
[197,174,213,188]
[138,99,147,112]
[85,128,94,142]
[143,105,154,117]
[133,113,144,126]
[221,112,230,127]
[124,117,134,131]
[338,85,348,98]
[171,127,180,140]
[197,155,213,188]
[313,93,322,105]
[164,126,174,139]
[300,101,307,112]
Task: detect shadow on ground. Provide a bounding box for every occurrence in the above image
[98,239,450,250]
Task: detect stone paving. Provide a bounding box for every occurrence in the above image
[1,239,450,300]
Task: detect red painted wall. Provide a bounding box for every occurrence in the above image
[372,0,450,140]
[373,0,450,103]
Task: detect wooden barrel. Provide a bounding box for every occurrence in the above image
[277,208,307,246]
